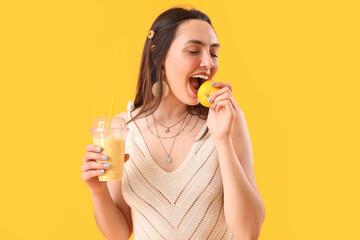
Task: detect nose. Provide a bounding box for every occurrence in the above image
[200,51,214,69]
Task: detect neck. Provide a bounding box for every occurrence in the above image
[153,92,188,123]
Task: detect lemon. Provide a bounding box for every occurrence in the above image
[197,81,220,107]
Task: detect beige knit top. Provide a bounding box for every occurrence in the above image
[122,101,236,240]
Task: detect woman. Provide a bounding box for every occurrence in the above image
[81,7,265,240]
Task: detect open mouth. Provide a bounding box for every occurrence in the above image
[189,76,208,94]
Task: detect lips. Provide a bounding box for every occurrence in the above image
[189,77,200,95]
[188,72,211,95]
[189,77,209,95]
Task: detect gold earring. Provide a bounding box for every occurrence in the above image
[152,81,169,98]
[152,68,169,98]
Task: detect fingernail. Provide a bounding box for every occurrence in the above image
[212,103,215,108]
[210,82,216,86]
[100,169,104,173]
[101,155,108,160]
[207,97,212,103]
[104,163,110,168]
[96,146,101,152]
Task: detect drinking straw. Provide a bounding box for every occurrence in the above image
[108,92,116,129]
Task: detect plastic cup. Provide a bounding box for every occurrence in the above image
[89,117,129,181]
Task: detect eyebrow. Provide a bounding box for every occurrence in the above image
[184,40,220,48]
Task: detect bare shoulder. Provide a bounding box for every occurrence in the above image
[115,106,141,122]
[115,111,129,121]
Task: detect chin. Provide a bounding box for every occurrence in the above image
[185,97,200,106]
[176,96,199,107]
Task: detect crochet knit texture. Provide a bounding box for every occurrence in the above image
[122,101,236,240]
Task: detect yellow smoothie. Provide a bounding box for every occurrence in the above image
[93,136,126,181]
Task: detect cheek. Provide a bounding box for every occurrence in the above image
[174,54,196,71]
[167,56,195,81]
[212,60,219,74]
[213,65,219,74]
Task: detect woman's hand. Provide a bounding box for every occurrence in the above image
[206,82,240,142]
[81,144,130,195]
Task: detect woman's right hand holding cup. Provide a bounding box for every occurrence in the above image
[81,144,129,195]
[81,144,109,195]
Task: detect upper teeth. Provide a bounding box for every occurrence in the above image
[192,74,209,80]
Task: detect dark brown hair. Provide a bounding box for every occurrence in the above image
[127,6,215,141]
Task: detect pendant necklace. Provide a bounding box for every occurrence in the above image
[153,112,188,134]
[153,114,187,163]
[146,113,191,139]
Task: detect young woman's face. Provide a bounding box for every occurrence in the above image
[162,19,220,106]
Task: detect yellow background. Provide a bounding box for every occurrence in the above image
[1,0,359,239]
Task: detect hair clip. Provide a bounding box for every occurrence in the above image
[148,30,156,40]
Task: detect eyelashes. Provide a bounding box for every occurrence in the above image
[188,51,218,58]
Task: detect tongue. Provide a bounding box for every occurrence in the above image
[189,77,200,90]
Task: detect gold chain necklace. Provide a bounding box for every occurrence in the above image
[153,112,188,134]
[153,114,187,163]
[146,113,190,139]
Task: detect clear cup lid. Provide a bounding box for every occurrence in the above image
[89,117,129,133]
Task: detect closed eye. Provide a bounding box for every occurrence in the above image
[189,51,218,58]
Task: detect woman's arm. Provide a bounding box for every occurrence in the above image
[91,186,132,240]
[214,111,265,240]
[207,82,265,240]
[82,138,132,240]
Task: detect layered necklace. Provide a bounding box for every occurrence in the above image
[153,112,188,134]
[145,112,200,163]
[146,113,191,139]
